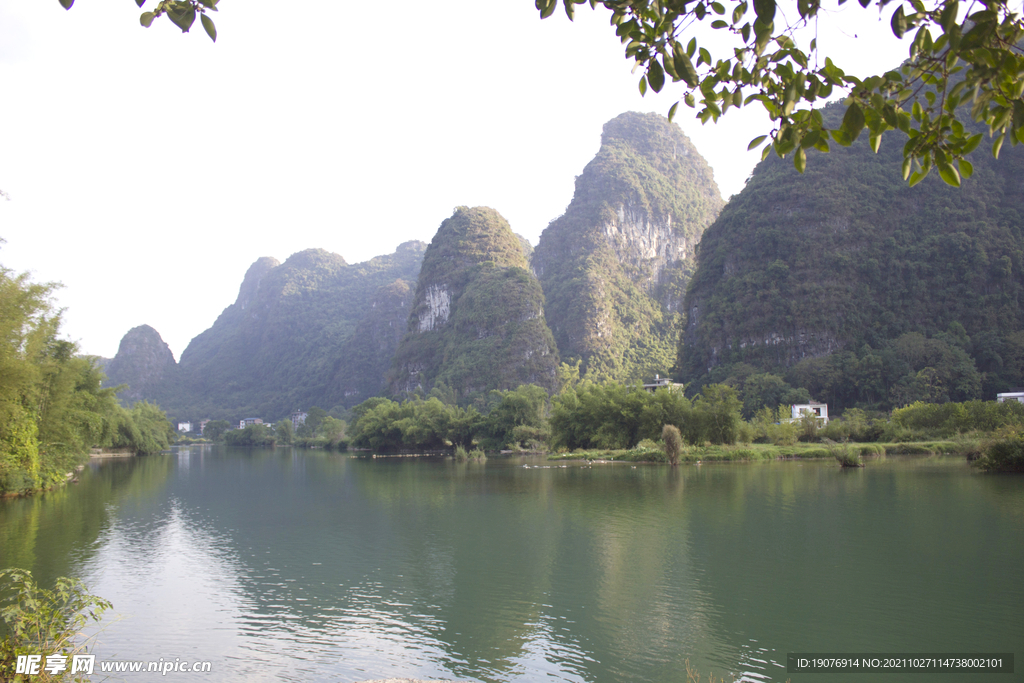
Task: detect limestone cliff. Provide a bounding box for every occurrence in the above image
[103,325,179,405]
[388,206,559,402]
[532,111,723,381]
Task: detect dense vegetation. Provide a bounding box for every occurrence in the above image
[679,99,1024,412]
[533,111,723,382]
[0,263,173,496]
[388,207,559,405]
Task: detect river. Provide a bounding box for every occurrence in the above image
[1,447,1021,682]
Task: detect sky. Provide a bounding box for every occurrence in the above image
[0,0,911,361]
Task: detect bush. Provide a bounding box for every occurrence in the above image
[0,568,111,682]
[824,439,863,467]
[662,424,682,465]
[976,437,1024,472]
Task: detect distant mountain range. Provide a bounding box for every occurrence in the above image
[104,107,1024,421]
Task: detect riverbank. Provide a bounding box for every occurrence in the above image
[548,440,975,464]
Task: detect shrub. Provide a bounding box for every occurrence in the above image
[0,568,111,682]
[662,424,683,466]
[824,439,863,467]
[976,437,1024,472]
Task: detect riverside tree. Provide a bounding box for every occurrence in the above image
[538,0,1024,187]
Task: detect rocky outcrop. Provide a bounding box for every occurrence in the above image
[388,206,559,402]
[533,111,723,381]
[103,325,179,404]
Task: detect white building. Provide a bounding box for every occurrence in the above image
[996,390,1024,403]
[790,403,829,425]
[177,421,192,433]
[239,417,263,429]
[291,411,308,430]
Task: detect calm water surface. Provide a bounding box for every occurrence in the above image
[1,447,1021,682]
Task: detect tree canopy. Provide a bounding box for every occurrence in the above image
[539,0,1024,186]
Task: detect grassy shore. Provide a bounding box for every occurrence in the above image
[548,440,976,464]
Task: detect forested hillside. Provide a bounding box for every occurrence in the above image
[388,206,559,404]
[679,100,1024,413]
[533,111,723,382]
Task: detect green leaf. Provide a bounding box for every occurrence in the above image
[747,134,767,150]
[939,0,958,32]
[908,168,929,186]
[639,75,648,96]
[963,133,982,154]
[537,0,558,19]
[890,5,907,39]
[168,6,197,32]
[937,161,961,187]
[135,0,145,7]
[648,60,665,92]
[59,0,74,8]
[958,158,973,178]
[668,102,679,122]
[674,48,699,87]
[753,0,776,23]
[140,11,155,27]
[870,133,881,153]
[201,13,216,42]
[901,156,912,180]
[993,132,1005,159]
[794,146,807,173]
[841,102,866,140]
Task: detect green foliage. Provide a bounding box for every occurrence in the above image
[543,0,1024,186]
[976,435,1024,472]
[201,420,231,442]
[60,0,219,43]
[549,381,742,450]
[824,439,864,467]
[662,424,682,465]
[274,418,293,445]
[534,112,722,383]
[0,568,111,682]
[479,384,550,450]
[224,423,276,447]
[0,262,173,494]
[891,399,1024,437]
[350,396,484,452]
[693,384,743,445]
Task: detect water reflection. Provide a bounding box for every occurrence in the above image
[1,449,1021,683]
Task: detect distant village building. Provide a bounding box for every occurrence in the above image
[996,389,1024,403]
[239,417,264,429]
[177,421,192,433]
[291,411,308,430]
[642,375,684,392]
[789,403,829,425]
[199,419,210,435]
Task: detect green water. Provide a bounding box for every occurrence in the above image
[1,447,1021,682]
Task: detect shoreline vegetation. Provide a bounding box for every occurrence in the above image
[187,383,1024,474]
[0,265,175,498]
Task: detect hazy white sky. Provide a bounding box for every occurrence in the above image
[0,0,909,360]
